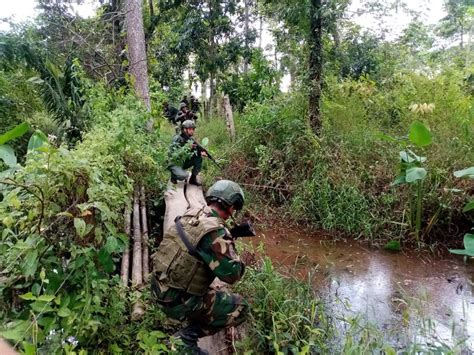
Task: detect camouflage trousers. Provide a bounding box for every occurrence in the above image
[168,154,203,181]
[151,278,249,336]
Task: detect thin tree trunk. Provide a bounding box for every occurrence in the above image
[131,186,142,286]
[308,0,323,136]
[222,95,236,141]
[140,185,149,279]
[126,0,151,112]
[466,23,472,69]
[148,0,154,18]
[243,0,250,73]
[259,15,263,49]
[210,72,216,117]
[120,205,132,286]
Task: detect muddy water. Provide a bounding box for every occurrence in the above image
[248,229,474,350]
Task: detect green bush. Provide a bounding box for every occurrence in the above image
[0,97,169,353]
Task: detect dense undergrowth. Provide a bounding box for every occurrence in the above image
[0,85,175,353]
[199,70,473,246]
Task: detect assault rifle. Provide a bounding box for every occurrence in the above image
[229,221,256,239]
[190,138,223,169]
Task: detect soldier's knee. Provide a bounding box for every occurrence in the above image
[231,295,249,327]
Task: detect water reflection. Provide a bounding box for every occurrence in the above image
[249,230,474,350]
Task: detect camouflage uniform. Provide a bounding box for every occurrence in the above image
[151,207,249,336]
[168,133,202,182]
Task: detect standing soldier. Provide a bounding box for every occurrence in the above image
[190,95,201,114]
[168,120,206,186]
[151,180,249,354]
[162,101,178,123]
[176,103,197,124]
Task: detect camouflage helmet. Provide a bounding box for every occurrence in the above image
[179,102,187,109]
[181,120,196,129]
[206,180,245,210]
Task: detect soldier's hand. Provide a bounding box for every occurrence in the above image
[201,151,208,157]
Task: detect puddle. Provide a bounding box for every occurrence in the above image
[247,229,474,350]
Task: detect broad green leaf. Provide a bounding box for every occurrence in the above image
[37,294,55,302]
[449,249,474,256]
[406,149,426,162]
[405,167,427,183]
[22,341,36,355]
[29,300,54,313]
[201,137,209,147]
[22,250,39,278]
[57,307,72,317]
[408,121,432,147]
[391,174,406,186]
[464,233,474,252]
[98,248,114,273]
[0,122,29,145]
[454,167,474,179]
[0,145,17,167]
[27,130,48,152]
[19,292,37,301]
[74,218,86,237]
[104,236,119,254]
[463,200,474,212]
[399,151,415,163]
[449,234,474,256]
[0,320,29,341]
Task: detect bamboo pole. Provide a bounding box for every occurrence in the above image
[140,185,149,279]
[131,186,142,286]
[120,205,132,286]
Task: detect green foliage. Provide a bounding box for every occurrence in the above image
[236,257,331,353]
[221,51,281,111]
[0,88,168,352]
[449,233,474,257]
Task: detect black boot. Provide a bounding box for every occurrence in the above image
[188,174,202,186]
[170,174,178,184]
[173,325,208,355]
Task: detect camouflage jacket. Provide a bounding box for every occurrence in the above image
[154,209,245,302]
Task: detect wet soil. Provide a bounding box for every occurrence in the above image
[247,228,474,350]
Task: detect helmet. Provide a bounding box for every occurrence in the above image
[206,180,245,210]
[179,102,187,109]
[181,120,196,129]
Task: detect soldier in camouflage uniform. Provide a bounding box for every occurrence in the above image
[151,180,249,354]
[168,120,206,186]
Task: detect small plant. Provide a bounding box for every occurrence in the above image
[449,233,474,258]
[390,120,432,242]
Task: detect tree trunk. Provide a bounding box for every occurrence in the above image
[259,15,263,49]
[125,0,151,112]
[120,205,132,286]
[140,185,149,279]
[131,186,142,286]
[210,72,216,117]
[466,23,472,69]
[222,95,236,141]
[308,0,323,136]
[148,0,154,18]
[243,0,250,73]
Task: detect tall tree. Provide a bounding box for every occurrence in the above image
[262,0,348,135]
[126,0,151,111]
[308,0,323,135]
[437,0,474,49]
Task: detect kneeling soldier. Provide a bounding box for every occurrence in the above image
[151,180,249,354]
